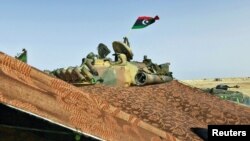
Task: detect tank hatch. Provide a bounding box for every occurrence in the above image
[112,41,133,61]
[97,43,110,59]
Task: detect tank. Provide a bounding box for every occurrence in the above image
[203,84,250,106]
[48,38,173,86]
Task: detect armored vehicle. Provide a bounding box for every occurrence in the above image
[49,38,173,86]
[203,84,250,106]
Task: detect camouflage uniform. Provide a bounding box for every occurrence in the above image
[15,48,27,63]
[83,52,98,76]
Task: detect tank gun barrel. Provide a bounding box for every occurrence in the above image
[230,85,240,88]
[135,71,173,86]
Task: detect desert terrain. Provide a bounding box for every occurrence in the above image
[182,77,250,96]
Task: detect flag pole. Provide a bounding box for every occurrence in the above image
[125,28,132,38]
[123,28,132,47]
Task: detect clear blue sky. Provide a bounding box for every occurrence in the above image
[1,0,250,79]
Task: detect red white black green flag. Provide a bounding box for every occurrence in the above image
[132,15,160,29]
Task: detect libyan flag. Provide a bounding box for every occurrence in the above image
[132,15,160,29]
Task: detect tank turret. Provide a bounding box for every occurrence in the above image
[48,38,173,86]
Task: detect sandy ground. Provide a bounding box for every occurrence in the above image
[182,77,250,96]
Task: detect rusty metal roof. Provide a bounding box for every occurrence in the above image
[81,81,250,140]
[0,52,178,141]
[1,52,250,141]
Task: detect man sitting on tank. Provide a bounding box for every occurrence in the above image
[111,53,127,65]
[143,55,163,74]
[82,52,98,76]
